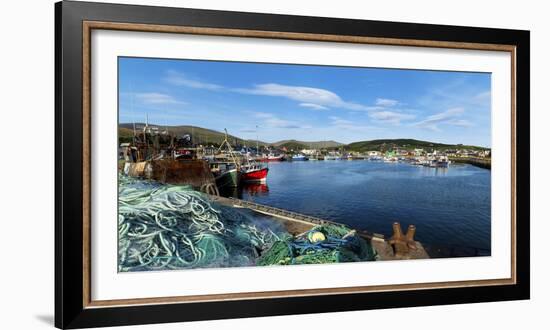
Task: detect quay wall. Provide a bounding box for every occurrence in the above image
[450,157,491,169]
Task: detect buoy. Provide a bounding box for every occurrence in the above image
[308,231,326,243]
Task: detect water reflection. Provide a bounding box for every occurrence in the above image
[219,183,270,199]
[419,166,449,176]
[219,186,241,199]
[242,183,269,196]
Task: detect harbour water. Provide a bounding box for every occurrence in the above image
[223,161,491,253]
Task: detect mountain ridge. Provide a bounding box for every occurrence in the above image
[119,123,489,150]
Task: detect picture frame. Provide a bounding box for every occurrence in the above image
[55,0,530,328]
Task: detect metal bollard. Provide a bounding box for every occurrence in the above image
[389,222,418,257]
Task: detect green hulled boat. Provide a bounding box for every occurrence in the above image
[214,167,240,188]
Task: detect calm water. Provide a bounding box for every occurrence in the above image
[222,160,491,252]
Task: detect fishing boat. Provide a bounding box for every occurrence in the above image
[210,129,242,188]
[240,162,269,182]
[210,162,240,188]
[241,128,270,182]
[121,117,217,189]
[267,153,284,161]
[429,155,451,168]
[173,148,194,160]
[324,155,340,160]
[258,153,284,162]
[292,154,308,161]
[411,157,427,166]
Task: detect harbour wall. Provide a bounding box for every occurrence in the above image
[450,157,491,169]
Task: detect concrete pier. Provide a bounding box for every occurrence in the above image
[449,156,491,169]
[208,195,430,261]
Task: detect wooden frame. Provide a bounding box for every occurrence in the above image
[56,1,530,328]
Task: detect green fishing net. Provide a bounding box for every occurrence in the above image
[118,175,288,272]
[257,224,376,266]
[118,174,376,272]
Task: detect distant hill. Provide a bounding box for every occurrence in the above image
[119,123,265,146]
[119,124,487,151]
[119,123,346,149]
[272,139,343,149]
[345,139,489,152]
[275,141,309,151]
[118,127,135,143]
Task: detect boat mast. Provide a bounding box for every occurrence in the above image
[217,129,240,169]
[144,114,149,159]
[256,125,259,156]
[130,81,136,142]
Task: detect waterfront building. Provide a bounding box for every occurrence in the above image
[300,149,318,156]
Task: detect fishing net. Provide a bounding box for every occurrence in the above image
[118,174,289,272]
[118,174,376,272]
[257,224,376,266]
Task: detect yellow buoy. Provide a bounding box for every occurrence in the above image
[308,231,326,243]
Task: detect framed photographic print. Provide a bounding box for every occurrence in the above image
[55,1,530,328]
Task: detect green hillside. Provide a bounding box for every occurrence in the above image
[118,127,135,143]
[346,139,489,152]
[119,124,488,151]
[272,139,343,149]
[119,123,269,147]
[276,141,309,151]
[119,124,344,149]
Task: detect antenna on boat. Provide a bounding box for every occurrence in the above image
[144,113,149,152]
[130,81,136,141]
[256,125,259,154]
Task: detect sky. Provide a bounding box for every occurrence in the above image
[119,57,491,147]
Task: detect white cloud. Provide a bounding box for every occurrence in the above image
[251,111,307,129]
[164,70,223,90]
[163,74,407,116]
[329,116,354,126]
[237,83,370,111]
[412,107,472,131]
[428,107,463,120]
[369,111,415,125]
[329,116,379,131]
[446,119,474,127]
[134,92,185,105]
[418,79,492,110]
[375,98,399,107]
[299,103,329,111]
[473,91,491,104]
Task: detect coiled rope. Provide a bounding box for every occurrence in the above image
[118,175,287,272]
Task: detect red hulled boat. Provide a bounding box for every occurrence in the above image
[258,153,284,162]
[240,163,269,182]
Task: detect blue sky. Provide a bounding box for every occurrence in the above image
[119,57,491,147]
